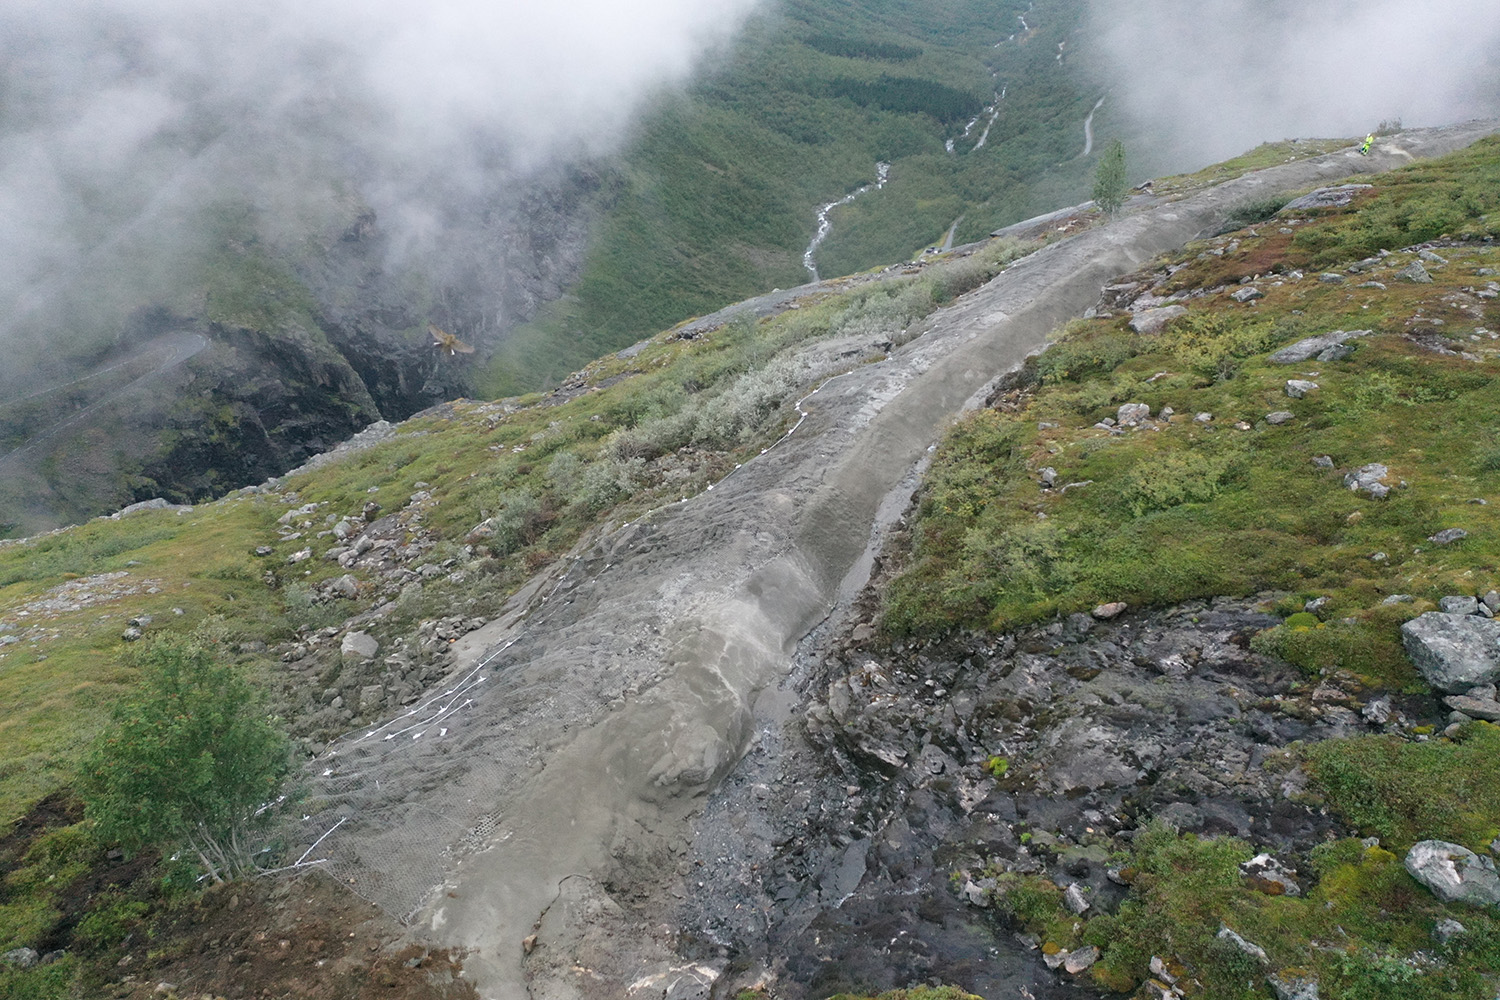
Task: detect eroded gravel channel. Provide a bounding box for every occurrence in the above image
[293,120,1500,999]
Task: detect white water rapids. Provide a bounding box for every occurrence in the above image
[801,162,889,281]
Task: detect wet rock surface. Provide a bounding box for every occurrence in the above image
[670,594,1400,997]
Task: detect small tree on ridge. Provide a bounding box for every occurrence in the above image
[1093,138,1128,216]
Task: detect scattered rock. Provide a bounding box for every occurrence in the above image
[1401,613,1500,693]
[1428,528,1468,546]
[1267,970,1319,1000]
[1217,926,1269,963]
[1433,918,1467,945]
[1285,380,1318,398]
[1317,273,1345,284]
[287,548,313,565]
[1063,883,1090,914]
[1442,695,1500,722]
[1311,455,1333,469]
[1039,467,1058,487]
[329,575,360,600]
[111,498,192,519]
[1380,594,1413,605]
[1265,411,1295,425]
[340,631,380,665]
[1092,602,1128,620]
[1343,463,1390,499]
[1130,305,1188,335]
[1241,854,1300,896]
[1396,260,1433,283]
[358,684,386,714]
[1404,841,1500,906]
[1063,946,1099,974]
[121,627,143,642]
[1269,330,1371,364]
[1440,596,1479,615]
[1360,696,1391,725]
[1117,403,1151,427]
[1304,596,1330,613]
[1419,249,1448,265]
[2,947,39,968]
[1231,286,1264,303]
[1194,412,1213,424]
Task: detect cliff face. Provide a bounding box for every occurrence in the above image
[0,163,603,536]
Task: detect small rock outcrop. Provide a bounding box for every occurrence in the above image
[1269,329,1371,364]
[340,631,380,665]
[1129,305,1187,334]
[1343,463,1391,499]
[1400,613,1500,693]
[1282,184,1371,211]
[1404,841,1500,906]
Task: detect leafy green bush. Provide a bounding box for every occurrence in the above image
[79,639,291,882]
[487,488,543,555]
[1034,328,1137,384]
[1121,445,1241,517]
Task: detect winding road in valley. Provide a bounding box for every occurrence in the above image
[295,121,1500,999]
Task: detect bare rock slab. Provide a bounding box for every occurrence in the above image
[1401,613,1500,693]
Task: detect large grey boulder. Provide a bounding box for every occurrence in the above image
[1404,841,1500,906]
[1129,305,1187,334]
[341,631,380,665]
[1396,260,1433,283]
[1269,329,1371,363]
[1401,613,1500,693]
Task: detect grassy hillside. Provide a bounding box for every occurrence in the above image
[0,239,1033,995]
[884,135,1500,997]
[478,0,1107,395]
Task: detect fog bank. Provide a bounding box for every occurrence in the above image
[1087,0,1500,172]
[0,0,759,350]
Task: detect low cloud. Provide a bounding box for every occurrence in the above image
[1086,0,1500,170]
[0,0,759,347]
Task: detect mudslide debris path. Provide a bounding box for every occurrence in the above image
[295,121,1499,999]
